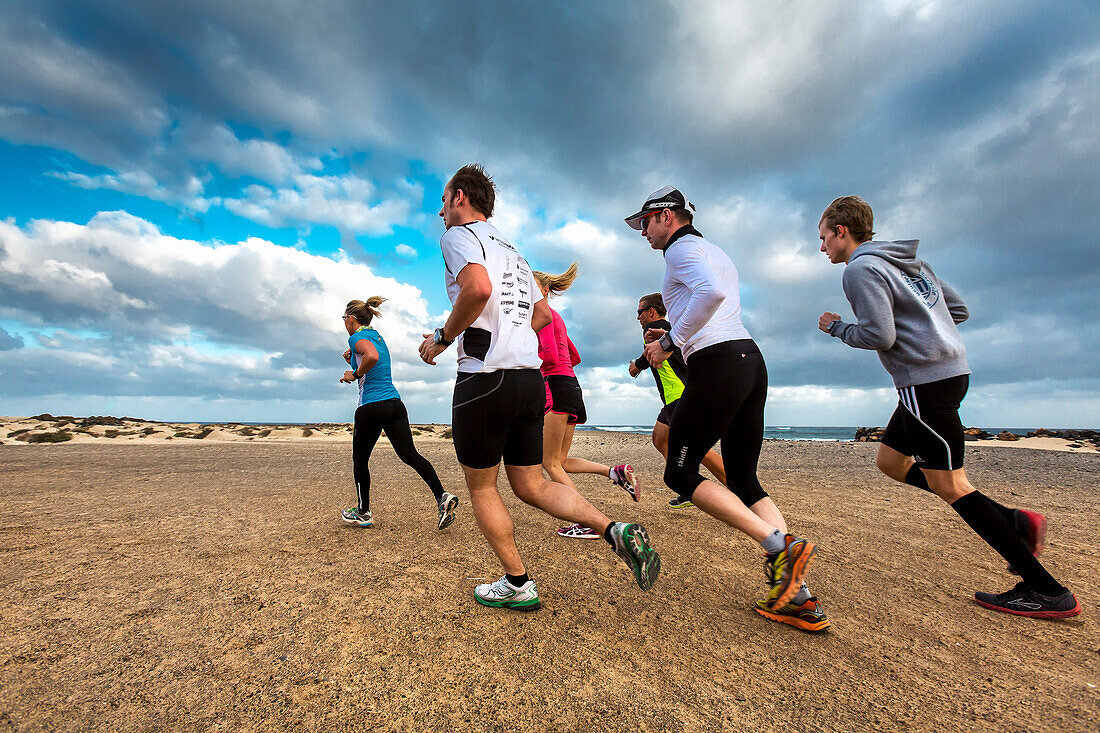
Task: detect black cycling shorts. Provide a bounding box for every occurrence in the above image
[656,398,680,427]
[452,369,544,469]
[880,374,969,471]
[545,374,587,425]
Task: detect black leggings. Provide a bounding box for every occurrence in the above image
[353,398,444,511]
[664,340,769,506]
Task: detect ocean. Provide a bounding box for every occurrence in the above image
[575,426,1037,441]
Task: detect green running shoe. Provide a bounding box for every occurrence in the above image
[474,576,542,611]
[668,496,694,509]
[609,522,661,591]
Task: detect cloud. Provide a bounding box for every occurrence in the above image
[394,243,417,259]
[47,169,212,212]
[0,212,447,408]
[222,173,416,234]
[0,325,24,351]
[176,121,321,183]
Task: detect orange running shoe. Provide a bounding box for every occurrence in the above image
[763,534,817,610]
[755,596,831,632]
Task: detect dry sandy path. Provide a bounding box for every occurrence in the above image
[1,436,1097,731]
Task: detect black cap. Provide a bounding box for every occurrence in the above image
[624,186,695,230]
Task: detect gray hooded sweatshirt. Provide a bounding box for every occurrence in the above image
[828,240,970,388]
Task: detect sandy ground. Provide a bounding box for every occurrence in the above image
[1,433,1097,731]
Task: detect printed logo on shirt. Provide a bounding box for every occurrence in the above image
[904,272,940,308]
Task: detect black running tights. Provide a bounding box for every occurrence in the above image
[664,340,769,506]
[353,398,444,511]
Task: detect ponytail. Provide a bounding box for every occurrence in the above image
[532,261,579,296]
[344,296,386,326]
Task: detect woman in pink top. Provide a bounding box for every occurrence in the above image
[533,263,640,539]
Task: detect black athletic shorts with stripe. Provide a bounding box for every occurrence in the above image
[880,374,969,471]
[452,368,544,469]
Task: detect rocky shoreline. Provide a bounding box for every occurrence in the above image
[854,425,1100,449]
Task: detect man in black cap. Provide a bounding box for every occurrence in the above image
[625,186,829,632]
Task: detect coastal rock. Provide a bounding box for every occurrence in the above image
[854,427,885,442]
[963,427,991,441]
[996,431,1019,441]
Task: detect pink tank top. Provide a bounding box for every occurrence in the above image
[538,308,580,378]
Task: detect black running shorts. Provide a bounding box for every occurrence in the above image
[452,368,544,469]
[880,374,969,471]
[656,398,680,427]
[545,374,587,425]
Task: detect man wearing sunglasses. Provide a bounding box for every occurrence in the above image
[625,186,829,631]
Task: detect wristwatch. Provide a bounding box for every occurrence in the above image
[433,327,454,347]
[658,333,674,352]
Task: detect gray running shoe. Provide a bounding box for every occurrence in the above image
[668,496,694,509]
[437,492,458,530]
[341,507,373,528]
[474,576,542,611]
[609,522,660,591]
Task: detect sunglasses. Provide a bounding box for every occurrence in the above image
[639,210,663,231]
[637,307,652,315]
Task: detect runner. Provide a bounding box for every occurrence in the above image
[338,297,457,530]
[419,164,660,611]
[626,186,828,632]
[532,263,639,540]
[817,195,1080,619]
[628,292,727,509]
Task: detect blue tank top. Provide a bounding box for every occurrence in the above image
[349,327,401,406]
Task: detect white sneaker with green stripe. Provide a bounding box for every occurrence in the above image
[474,576,542,611]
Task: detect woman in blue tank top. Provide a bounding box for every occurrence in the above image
[339,297,457,530]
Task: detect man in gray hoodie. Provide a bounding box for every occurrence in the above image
[817,195,1079,620]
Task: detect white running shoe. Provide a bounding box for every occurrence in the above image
[437,492,458,530]
[556,524,601,539]
[474,576,542,611]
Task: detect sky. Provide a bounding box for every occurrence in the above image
[1,0,1097,427]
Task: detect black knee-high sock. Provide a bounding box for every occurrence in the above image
[907,465,1016,522]
[951,491,1065,595]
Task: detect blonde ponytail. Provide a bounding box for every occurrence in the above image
[344,296,386,325]
[533,261,579,296]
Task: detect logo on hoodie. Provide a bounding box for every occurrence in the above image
[904,272,939,309]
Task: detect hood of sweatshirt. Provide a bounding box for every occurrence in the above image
[848,240,922,276]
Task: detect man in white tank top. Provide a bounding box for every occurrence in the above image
[418,164,661,611]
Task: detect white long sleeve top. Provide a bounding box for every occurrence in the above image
[661,226,752,360]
